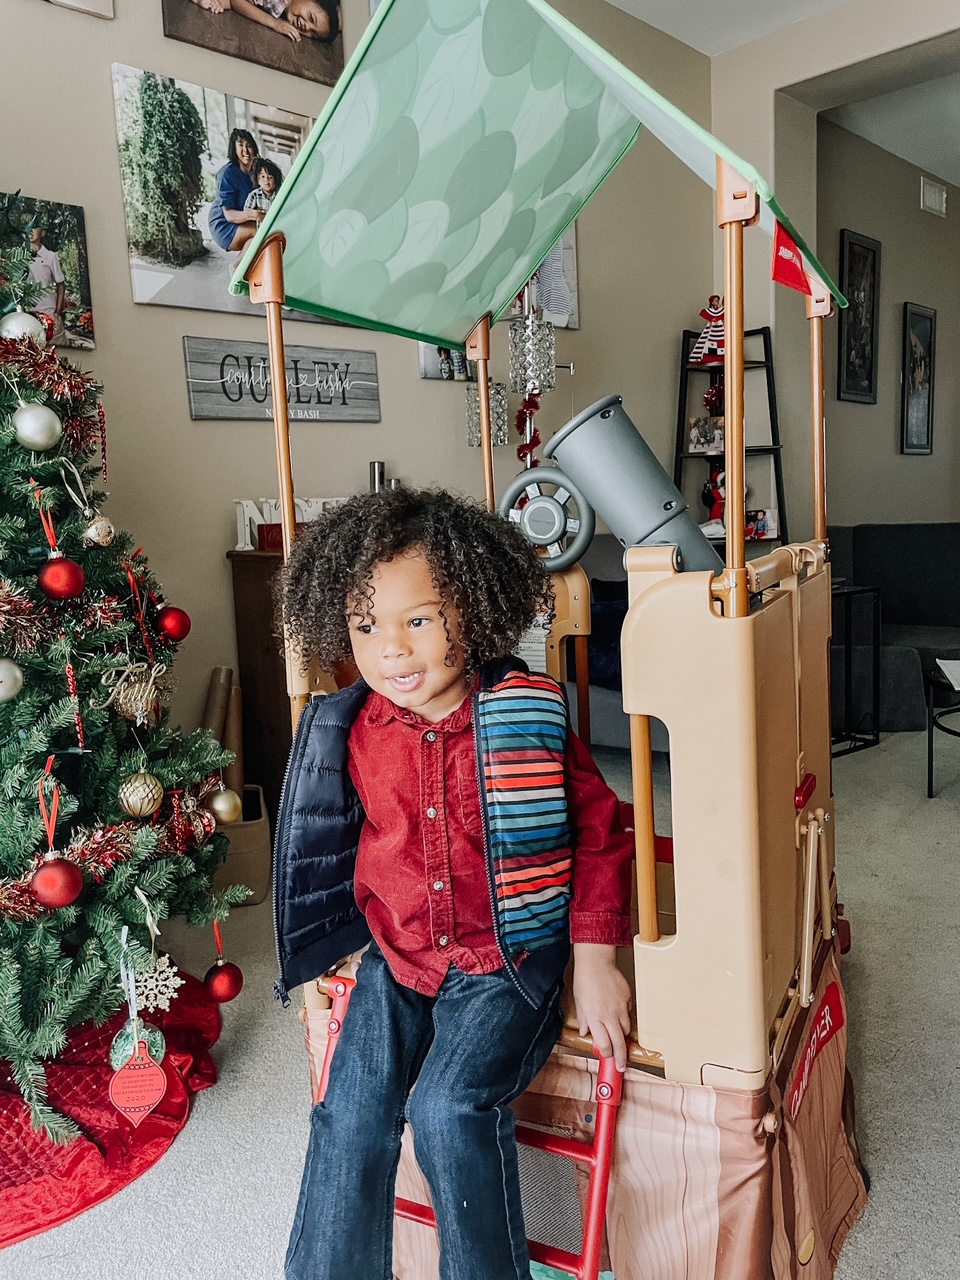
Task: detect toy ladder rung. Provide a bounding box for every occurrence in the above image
[515,1124,598,1165]
[528,1240,583,1274]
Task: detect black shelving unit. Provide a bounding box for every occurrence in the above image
[673,326,788,547]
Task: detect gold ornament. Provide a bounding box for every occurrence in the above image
[115,678,161,725]
[118,771,164,817]
[82,514,116,547]
[202,787,243,825]
[96,662,169,726]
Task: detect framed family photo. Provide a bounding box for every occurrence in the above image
[837,229,880,403]
[0,191,96,349]
[161,0,344,88]
[900,303,936,455]
[44,0,114,15]
[112,64,322,322]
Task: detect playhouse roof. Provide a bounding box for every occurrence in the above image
[230,0,843,349]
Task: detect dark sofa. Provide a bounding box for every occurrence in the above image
[828,524,960,731]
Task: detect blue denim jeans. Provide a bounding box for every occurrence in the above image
[285,944,563,1280]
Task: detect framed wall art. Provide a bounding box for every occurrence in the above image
[161,0,343,89]
[900,303,935,455]
[0,191,96,349]
[837,229,880,403]
[112,64,325,323]
[45,0,114,16]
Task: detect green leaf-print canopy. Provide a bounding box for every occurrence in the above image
[230,0,843,349]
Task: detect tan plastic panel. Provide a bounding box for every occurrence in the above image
[621,552,805,1087]
[544,563,591,682]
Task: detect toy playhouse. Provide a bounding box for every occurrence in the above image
[230,2,868,1275]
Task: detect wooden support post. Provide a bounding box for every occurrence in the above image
[712,159,758,620]
[245,232,309,733]
[630,714,660,943]
[806,284,833,544]
[466,315,495,511]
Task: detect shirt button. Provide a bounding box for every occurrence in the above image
[433,880,444,891]
[438,935,449,947]
[426,806,438,819]
[426,731,437,742]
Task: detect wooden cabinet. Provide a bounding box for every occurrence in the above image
[228,551,290,826]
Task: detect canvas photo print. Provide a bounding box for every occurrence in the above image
[161,0,344,89]
[44,0,114,15]
[112,64,321,322]
[418,343,477,382]
[0,191,96,349]
[502,225,580,330]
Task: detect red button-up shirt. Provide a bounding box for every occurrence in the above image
[347,687,634,996]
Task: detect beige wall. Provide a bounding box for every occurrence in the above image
[710,0,960,538]
[817,119,960,525]
[4,0,710,726]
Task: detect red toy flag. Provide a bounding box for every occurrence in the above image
[772,221,812,295]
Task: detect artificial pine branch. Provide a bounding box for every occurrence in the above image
[0,239,247,1138]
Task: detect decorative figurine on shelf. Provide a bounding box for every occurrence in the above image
[703,374,724,417]
[701,462,725,524]
[689,295,725,365]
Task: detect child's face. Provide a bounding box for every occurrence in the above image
[347,548,470,723]
[259,170,277,196]
[287,0,332,38]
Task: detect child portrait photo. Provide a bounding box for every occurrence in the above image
[161,0,344,87]
[112,64,320,322]
[0,191,96,349]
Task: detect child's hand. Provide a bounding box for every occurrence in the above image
[274,17,301,39]
[572,944,632,1071]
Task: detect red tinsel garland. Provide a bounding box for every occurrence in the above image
[80,595,125,632]
[0,338,95,402]
[515,392,542,467]
[62,413,102,454]
[0,577,47,653]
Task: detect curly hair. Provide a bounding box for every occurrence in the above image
[278,487,553,676]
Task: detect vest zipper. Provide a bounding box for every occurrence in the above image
[472,690,533,1005]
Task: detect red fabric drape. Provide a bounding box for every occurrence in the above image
[0,970,221,1250]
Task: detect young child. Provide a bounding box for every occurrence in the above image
[190,0,340,44]
[243,157,283,216]
[276,487,634,1280]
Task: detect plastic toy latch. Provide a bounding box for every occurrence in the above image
[794,772,817,810]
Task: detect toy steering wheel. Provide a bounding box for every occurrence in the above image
[498,467,596,572]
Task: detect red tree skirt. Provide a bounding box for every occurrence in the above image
[0,970,221,1250]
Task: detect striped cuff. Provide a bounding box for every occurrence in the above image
[569,911,633,948]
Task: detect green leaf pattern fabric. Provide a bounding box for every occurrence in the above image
[230,0,844,342]
[231,0,640,347]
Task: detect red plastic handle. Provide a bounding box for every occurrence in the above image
[795,772,817,810]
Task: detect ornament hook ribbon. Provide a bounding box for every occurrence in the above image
[38,755,59,852]
[30,479,61,554]
[134,886,161,957]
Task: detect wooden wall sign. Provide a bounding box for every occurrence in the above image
[182,336,380,422]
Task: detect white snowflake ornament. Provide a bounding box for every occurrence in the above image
[136,952,186,1013]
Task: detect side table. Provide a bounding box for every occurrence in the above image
[926,663,960,798]
[831,583,880,757]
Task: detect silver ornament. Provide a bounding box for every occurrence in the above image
[0,657,24,702]
[0,308,46,347]
[82,514,116,547]
[13,402,62,451]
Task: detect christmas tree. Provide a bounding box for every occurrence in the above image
[0,211,247,1142]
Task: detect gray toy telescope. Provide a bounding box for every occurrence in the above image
[498,394,723,574]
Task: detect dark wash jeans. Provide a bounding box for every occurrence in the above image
[285,944,563,1280]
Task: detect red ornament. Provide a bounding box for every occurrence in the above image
[109,1039,168,1128]
[156,605,191,643]
[29,857,84,908]
[204,959,244,1003]
[38,554,85,600]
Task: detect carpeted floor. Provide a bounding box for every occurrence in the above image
[5,732,959,1279]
